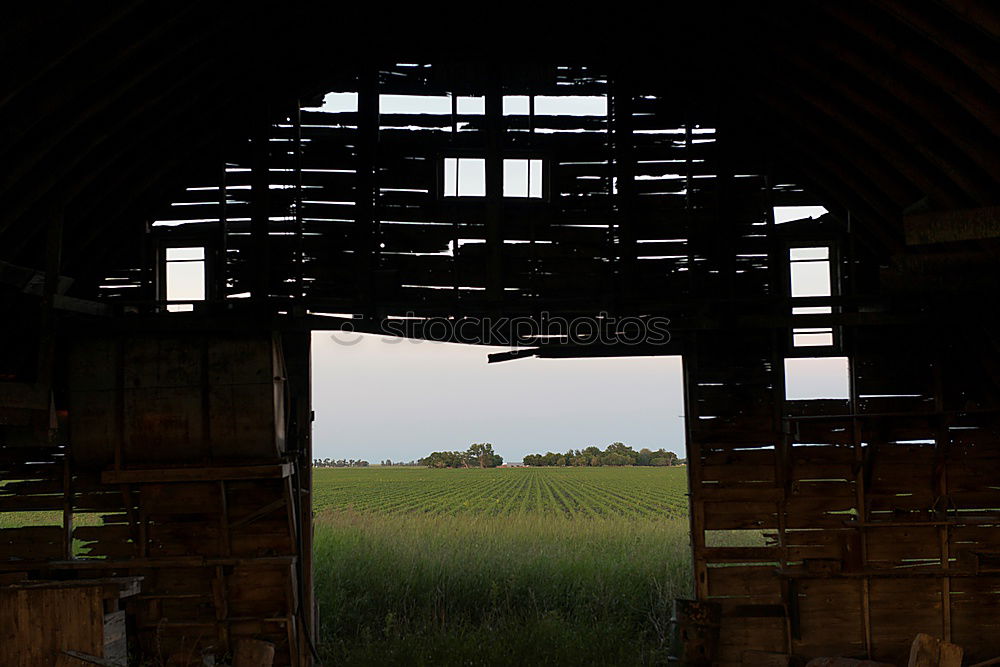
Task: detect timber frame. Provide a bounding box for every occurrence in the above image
[1,4,1000,665]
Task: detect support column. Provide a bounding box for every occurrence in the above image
[484,69,504,306]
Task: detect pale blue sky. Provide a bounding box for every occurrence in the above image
[310,333,686,463]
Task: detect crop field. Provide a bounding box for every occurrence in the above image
[311,465,690,518]
[310,466,710,665]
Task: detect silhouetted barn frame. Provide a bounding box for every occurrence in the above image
[1,3,999,665]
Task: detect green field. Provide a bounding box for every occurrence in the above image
[311,465,690,518]
[312,466,698,665]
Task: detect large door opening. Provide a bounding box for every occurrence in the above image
[307,331,691,664]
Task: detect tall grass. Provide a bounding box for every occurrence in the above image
[313,510,695,666]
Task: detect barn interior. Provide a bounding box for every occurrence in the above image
[2,3,999,665]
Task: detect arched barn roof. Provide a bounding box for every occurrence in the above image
[1,2,998,277]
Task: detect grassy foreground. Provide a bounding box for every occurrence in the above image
[313,509,694,666]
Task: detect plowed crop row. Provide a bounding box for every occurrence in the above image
[311,465,689,518]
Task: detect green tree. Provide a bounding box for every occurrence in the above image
[467,442,503,468]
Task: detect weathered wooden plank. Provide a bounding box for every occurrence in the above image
[742,650,791,667]
[72,525,132,542]
[904,206,1000,245]
[867,527,941,563]
[699,486,784,502]
[142,483,221,514]
[103,610,126,663]
[103,464,291,485]
[73,493,129,512]
[208,385,283,462]
[0,586,105,665]
[786,496,856,529]
[704,501,779,530]
[123,386,205,464]
[794,579,865,657]
[707,566,783,600]
[233,638,275,666]
[702,449,777,467]
[702,464,776,483]
[715,617,787,664]
[790,481,855,498]
[229,531,293,558]
[70,390,122,465]
[701,546,781,562]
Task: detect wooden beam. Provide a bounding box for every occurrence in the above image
[869,0,1000,137]
[0,24,221,247]
[0,555,297,574]
[814,6,999,199]
[8,577,142,599]
[904,205,1000,245]
[101,463,292,484]
[767,68,963,209]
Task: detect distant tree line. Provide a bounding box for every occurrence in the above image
[379,459,422,467]
[421,443,503,469]
[313,458,370,468]
[523,442,683,467]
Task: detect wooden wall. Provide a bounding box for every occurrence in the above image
[685,322,1000,666]
[6,59,996,665]
[94,62,816,324]
[0,331,314,666]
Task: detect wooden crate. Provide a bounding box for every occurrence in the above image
[0,577,141,666]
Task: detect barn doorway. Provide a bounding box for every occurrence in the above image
[307,331,690,664]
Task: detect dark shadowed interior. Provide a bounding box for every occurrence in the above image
[1,3,999,665]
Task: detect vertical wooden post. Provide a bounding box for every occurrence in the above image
[38,211,63,388]
[932,360,952,642]
[250,109,272,302]
[611,72,636,307]
[219,481,231,557]
[113,336,125,471]
[282,331,314,664]
[682,339,708,599]
[42,212,72,557]
[683,114,696,295]
[216,157,229,304]
[484,67,504,306]
[848,328,872,658]
[772,328,793,650]
[213,564,230,654]
[294,102,305,301]
[234,638,274,666]
[356,68,379,317]
[449,92,462,307]
[61,454,72,559]
[214,161,229,294]
[714,118,737,300]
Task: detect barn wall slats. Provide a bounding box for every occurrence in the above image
[0,331,310,666]
[99,63,794,323]
[686,320,1000,665]
[5,58,998,666]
